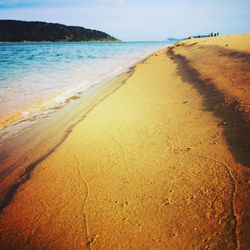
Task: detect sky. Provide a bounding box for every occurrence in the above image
[0,0,250,41]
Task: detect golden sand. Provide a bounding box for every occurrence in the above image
[0,34,249,249]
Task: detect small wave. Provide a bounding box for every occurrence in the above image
[0,41,170,144]
[0,91,81,130]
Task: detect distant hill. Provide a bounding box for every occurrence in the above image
[166,38,182,43]
[0,20,119,42]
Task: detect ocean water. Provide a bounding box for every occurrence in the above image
[0,41,170,138]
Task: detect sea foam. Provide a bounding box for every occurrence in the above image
[0,41,170,141]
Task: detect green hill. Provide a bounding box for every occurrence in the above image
[0,20,119,42]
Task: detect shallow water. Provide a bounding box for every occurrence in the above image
[0,41,169,119]
[0,41,170,143]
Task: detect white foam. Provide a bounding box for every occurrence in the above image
[0,42,169,137]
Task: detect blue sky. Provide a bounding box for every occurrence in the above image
[0,0,250,41]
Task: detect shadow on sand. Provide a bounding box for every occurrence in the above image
[168,50,250,168]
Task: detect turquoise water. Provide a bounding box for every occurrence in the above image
[0,41,170,134]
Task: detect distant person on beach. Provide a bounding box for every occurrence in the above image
[210,32,219,37]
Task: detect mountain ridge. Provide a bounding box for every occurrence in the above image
[0,20,119,42]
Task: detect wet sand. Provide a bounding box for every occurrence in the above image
[0,34,249,249]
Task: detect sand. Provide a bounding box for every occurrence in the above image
[0,34,249,249]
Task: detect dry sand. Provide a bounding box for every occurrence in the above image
[0,34,249,249]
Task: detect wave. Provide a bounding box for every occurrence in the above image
[0,42,170,145]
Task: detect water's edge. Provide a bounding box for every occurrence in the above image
[0,42,171,145]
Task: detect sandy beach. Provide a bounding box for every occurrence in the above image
[0,34,249,249]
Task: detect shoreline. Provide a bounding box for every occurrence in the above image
[0,35,249,249]
[0,54,151,214]
[0,66,134,183]
[0,45,166,144]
